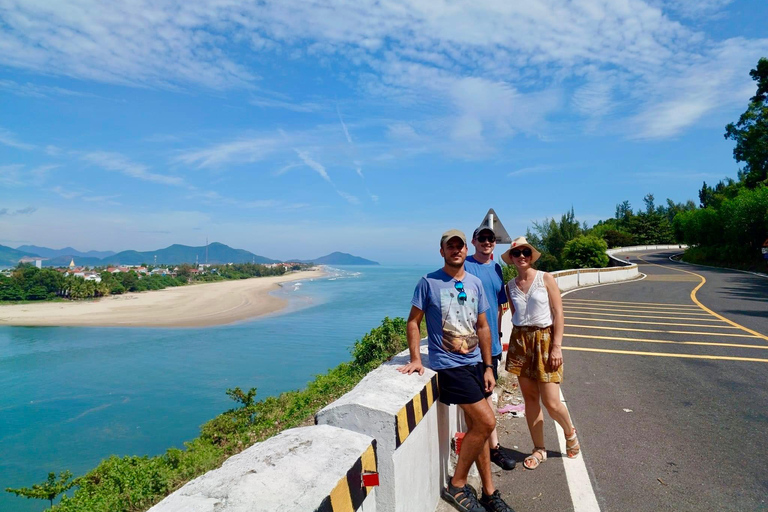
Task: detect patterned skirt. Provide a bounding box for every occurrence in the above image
[504,325,563,383]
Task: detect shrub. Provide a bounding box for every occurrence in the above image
[562,235,609,269]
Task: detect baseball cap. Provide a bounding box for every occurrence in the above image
[440,229,467,247]
[472,226,496,240]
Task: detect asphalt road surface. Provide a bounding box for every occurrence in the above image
[442,251,768,512]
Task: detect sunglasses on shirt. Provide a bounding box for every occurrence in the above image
[454,281,467,302]
[510,248,533,258]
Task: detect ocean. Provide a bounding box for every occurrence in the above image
[0,265,432,512]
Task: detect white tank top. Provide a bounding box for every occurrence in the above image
[507,271,553,327]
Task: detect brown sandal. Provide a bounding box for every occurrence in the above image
[566,428,580,458]
[523,447,547,470]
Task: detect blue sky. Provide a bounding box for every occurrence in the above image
[1,0,766,264]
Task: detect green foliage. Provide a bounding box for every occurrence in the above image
[351,317,408,371]
[675,185,768,271]
[6,471,76,507]
[527,207,582,271]
[724,57,768,188]
[562,236,609,269]
[500,263,517,284]
[226,387,257,408]
[15,316,408,512]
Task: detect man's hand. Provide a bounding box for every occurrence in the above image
[398,360,425,375]
[484,368,496,393]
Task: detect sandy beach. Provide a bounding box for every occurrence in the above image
[0,269,327,328]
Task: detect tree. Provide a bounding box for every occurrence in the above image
[6,470,76,508]
[643,193,655,215]
[562,235,609,268]
[724,57,768,188]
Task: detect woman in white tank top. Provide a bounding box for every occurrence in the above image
[501,236,580,469]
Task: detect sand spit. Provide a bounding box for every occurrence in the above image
[0,269,327,328]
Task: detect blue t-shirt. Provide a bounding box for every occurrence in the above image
[464,255,507,357]
[411,269,490,370]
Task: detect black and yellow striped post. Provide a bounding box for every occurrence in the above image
[314,441,378,512]
[394,374,439,449]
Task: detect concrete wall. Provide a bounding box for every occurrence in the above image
[149,425,377,512]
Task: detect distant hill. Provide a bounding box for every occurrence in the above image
[16,245,116,259]
[99,243,279,265]
[302,252,379,265]
[45,255,104,267]
[0,245,38,268]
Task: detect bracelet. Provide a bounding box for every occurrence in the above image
[484,363,494,369]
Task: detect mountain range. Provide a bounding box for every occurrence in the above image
[0,243,379,267]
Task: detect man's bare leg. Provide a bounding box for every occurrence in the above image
[450,398,496,492]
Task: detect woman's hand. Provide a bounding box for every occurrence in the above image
[549,345,563,370]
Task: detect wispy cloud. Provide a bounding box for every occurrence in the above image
[176,136,281,169]
[508,165,557,177]
[0,79,92,99]
[189,190,308,210]
[82,151,185,186]
[250,96,322,112]
[51,185,121,204]
[295,149,331,182]
[0,129,34,150]
[0,206,37,216]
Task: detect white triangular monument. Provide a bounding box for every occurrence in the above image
[477,208,512,244]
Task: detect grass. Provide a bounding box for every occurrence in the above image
[680,246,768,273]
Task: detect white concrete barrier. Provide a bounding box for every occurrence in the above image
[316,342,452,512]
[149,425,377,512]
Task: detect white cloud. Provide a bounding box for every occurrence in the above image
[0,0,764,147]
[176,136,281,169]
[250,96,323,112]
[82,151,186,186]
[294,149,331,182]
[0,128,34,150]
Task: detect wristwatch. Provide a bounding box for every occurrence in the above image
[484,363,494,369]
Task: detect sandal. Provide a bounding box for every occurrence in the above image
[523,447,547,470]
[441,480,484,512]
[566,428,580,458]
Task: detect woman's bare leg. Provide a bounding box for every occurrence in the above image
[539,381,575,436]
[518,376,545,448]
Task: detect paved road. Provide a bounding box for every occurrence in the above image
[450,251,768,512]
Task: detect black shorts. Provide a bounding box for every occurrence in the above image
[491,354,501,381]
[437,362,492,405]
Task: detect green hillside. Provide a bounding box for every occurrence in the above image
[0,245,38,268]
[309,252,379,265]
[101,243,278,265]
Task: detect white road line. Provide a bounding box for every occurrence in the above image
[556,388,601,512]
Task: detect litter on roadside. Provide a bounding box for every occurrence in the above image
[497,403,525,414]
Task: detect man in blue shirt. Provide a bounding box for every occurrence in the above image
[464,226,516,471]
[399,229,513,512]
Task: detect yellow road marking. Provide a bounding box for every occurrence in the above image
[563,305,713,316]
[566,316,738,328]
[564,298,699,308]
[562,346,768,363]
[563,310,726,322]
[567,333,768,350]
[567,323,760,338]
[636,255,768,342]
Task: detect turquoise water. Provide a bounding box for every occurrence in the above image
[0,265,431,512]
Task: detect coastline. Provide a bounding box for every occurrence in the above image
[0,268,327,328]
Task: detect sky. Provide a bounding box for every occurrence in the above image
[1,0,767,264]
